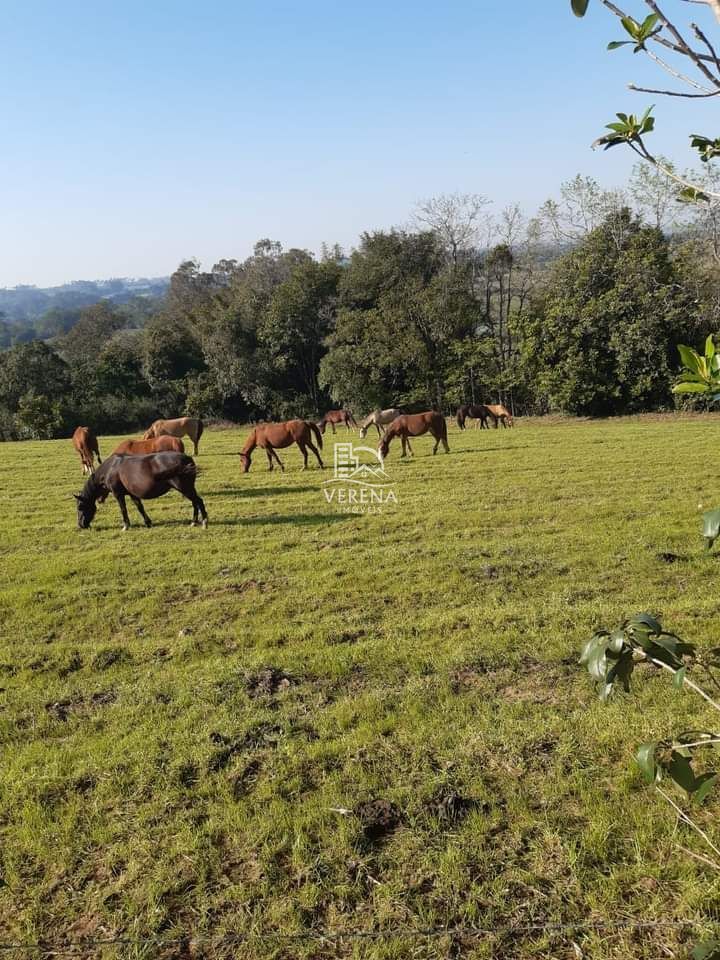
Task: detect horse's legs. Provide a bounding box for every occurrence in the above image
[331,422,336,435]
[271,448,285,471]
[175,478,208,527]
[130,496,152,527]
[432,431,440,454]
[304,439,324,469]
[298,442,309,469]
[114,493,131,530]
[266,448,275,471]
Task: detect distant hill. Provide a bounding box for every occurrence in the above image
[0,277,169,326]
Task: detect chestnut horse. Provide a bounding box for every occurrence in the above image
[455,404,496,430]
[112,436,185,456]
[485,404,514,428]
[72,426,102,475]
[378,412,449,459]
[240,420,324,472]
[317,410,357,434]
[74,452,207,531]
[143,417,204,454]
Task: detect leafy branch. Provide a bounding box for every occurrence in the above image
[570,0,720,202]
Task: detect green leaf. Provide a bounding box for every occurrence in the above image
[607,40,632,50]
[636,742,658,783]
[571,0,590,16]
[674,665,687,690]
[579,632,608,665]
[706,335,716,362]
[692,940,720,960]
[605,648,634,695]
[668,751,696,793]
[630,613,662,635]
[703,508,720,549]
[677,344,704,377]
[694,773,719,804]
[673,382,709,394]
[620,16,640,38]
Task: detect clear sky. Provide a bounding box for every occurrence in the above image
[1,0,713,287]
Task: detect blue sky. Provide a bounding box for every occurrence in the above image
[1,0,712,287]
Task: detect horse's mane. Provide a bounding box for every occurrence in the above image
[78,471,101,500]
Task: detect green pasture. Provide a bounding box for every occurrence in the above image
[2,416,720,958]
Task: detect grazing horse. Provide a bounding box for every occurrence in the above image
[72,426,102,475]
[317,410,357,434]
[112,436,185,456]
[240,420,324,472]
[358,408,401,439]
[455,404,496,431]
[485,404,514,428]
[143,417,204,455]
[378,412,449,459]
[74,452,207,531]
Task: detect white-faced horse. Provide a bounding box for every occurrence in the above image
[358,408,401,439]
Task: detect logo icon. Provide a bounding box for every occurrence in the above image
[322,442,398,513]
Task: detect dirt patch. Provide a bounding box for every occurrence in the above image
[230,759,262,799]
[427,789,484,823]
[207,724,282,773]
[245,667,293,698]
[45,689,117,722]
[355,798,402,843]
[91,647,131,671]
[450,660,492,692]
[57,652,83,677]
[327,629,365,646]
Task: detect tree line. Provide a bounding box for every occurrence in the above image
[1,166,719,440]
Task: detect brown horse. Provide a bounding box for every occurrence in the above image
[74,452,207,530]
[143,417,204,454]
[240,420,324,472]
[455,404,496,430]
[485,404,514,428]
[317,410,357,434]
[112,436,185,456]
[378,412,449,459]
[72,426,102,475]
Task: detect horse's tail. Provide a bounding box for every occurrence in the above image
[195,419,204,445]
[308,421,323,449]
[180,458,200,481]
[347,411,358,427]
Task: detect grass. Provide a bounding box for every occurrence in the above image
[3,414,720,958]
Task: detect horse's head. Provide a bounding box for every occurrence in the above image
[377,437,390,460]
[74,492,97,529]
[142,426,154,440]
[239,452,252,473]
[317,420,326,434]
[359,425,367,440]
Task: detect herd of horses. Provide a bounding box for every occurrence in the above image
[70,403,513,530]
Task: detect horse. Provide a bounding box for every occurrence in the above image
[358,408,401,439]
[71,426,102,475]
[317,410,357,434]
[485,404,514,428]
[111,436,185,456]
[143,417,204,455]
[455,404,496,431]
[239,420,324,472]
[74,452,207,531]
[377,412,449,459]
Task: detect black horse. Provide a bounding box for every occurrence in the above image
[74,453,208,530]
[455,404,497,430]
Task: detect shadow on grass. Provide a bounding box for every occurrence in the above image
[92,512,349,530]
[204,485,316,498]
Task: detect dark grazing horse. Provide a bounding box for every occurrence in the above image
[455,404,496,430]
[72,426,102,474]
[378,412,449,459]
[317,410,358,434]
[240,420,323,472]
[74,452,207,530]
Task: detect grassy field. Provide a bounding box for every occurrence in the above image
[3,415,720,959]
